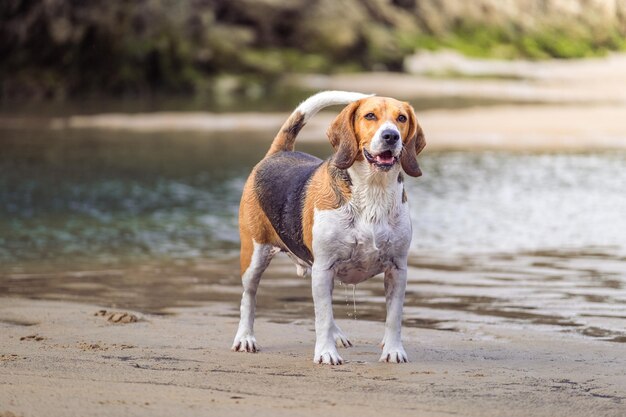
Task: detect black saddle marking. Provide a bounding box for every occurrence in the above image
[254,151,322,264]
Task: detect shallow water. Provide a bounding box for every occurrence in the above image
[0,127,625,343]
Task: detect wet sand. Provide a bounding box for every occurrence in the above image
[1,250,625,416]
[1,296,625,417]
[1,54,625,416]
[2,252,625,343]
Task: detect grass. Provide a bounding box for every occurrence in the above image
[405,21,626,60]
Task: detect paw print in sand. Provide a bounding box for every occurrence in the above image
[94,310,139,324]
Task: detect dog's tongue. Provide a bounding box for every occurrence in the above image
[375,151,394,164]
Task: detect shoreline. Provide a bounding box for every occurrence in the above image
[3,53,626,150]
[2,53,626,417]
[2,102,626,151]
[37,104,626,150]
[1,297,625,417]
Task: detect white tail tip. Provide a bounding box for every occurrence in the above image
[296,90,375,122]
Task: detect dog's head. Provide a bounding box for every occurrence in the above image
[327,96,426,177]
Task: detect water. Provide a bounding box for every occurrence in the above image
[341,283,358,320]
[1,126,625,342]
[411,151,626,253]
[0,128,265,268]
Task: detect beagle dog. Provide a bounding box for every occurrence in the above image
[232,91,426,364]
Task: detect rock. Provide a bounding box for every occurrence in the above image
[2,0,626,98]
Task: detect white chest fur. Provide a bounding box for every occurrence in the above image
[311,164,412,284]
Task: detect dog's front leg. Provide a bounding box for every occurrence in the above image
[380,265,408,363]
[311,265,343,365]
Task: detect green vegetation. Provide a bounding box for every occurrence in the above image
[1,0,625,100]
[412,21,626,60]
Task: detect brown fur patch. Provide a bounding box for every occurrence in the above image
[267,111,305,156]
[239,170,282,273]
[327,103,360,169]
[399,102,426,177]
[302,162,352,252]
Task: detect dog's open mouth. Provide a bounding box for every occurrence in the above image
[363,149,398,170]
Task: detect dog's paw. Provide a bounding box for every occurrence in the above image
[331,324,352,348]
[231,334,259,353]
[314,347,344,365]
[379,345,408,363]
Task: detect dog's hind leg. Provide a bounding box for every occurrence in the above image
[232,236,278,353]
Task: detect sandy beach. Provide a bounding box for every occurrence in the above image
[1,296,625,417]
[1,250,625,417]
[26,52,626,151]
[1,53,626,151]
[1,53,625,416]
[34,103,625,151]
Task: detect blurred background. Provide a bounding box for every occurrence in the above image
[1,0,625,341]
[2,0,626,101]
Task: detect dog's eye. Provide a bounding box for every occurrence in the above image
[364,113,377,120]
[397,115,407,123]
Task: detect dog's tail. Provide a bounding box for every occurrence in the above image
[266,90,373,156]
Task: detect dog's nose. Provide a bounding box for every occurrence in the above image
[381,129,399,145]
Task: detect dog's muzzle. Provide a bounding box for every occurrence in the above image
[363,148,398,171]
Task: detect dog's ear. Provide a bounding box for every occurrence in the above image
[400,102,426,177]
[327,101,360,170]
